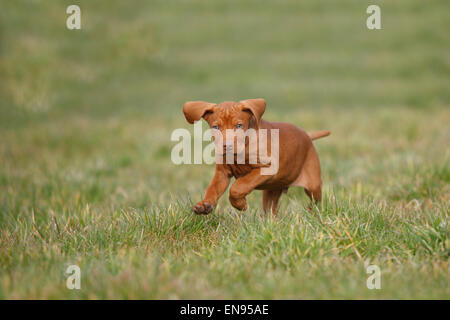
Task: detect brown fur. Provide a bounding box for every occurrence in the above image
[182,99,330,215]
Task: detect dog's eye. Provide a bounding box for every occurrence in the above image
[236,124,243,129]
[212,125,219,130]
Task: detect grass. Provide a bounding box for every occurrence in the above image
[0,0,449,299]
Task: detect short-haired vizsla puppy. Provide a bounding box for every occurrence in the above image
[183,99,330,215]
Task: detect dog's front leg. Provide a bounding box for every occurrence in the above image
[229,168,271,211]
[193,165,231,215]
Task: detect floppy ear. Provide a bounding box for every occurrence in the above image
[182,101,216,124]
[239,99,266,127]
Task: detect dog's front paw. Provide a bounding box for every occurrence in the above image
[193,201,213,215]
[229,197,247,211]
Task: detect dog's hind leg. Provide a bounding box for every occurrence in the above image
[304,186,322,207]
[291,146,323,209]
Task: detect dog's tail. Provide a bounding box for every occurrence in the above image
[308,130,331,141]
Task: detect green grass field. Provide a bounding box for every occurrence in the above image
[0,0,449,299]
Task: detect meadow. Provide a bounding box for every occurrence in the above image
[0,0,448,299]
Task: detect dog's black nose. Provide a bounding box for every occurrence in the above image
[223,144,233,152]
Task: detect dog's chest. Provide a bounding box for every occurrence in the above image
[227,164,253,178]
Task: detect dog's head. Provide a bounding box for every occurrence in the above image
[182,99,266,155]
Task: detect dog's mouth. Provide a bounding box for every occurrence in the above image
[215,142,250,156]
[218,150,239,157]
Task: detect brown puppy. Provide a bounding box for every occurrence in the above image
[183,99,330,215]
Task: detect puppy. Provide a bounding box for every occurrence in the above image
[183,99,330,215]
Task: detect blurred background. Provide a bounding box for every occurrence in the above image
[2,0,448,117]
[0,0,448,298]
